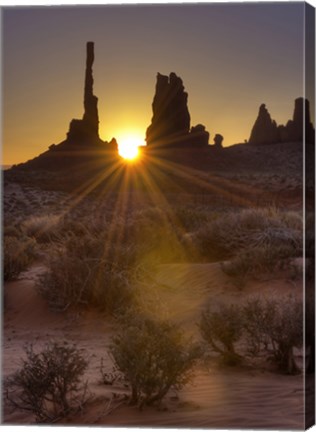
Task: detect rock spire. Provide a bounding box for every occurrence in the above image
[249,98,315,145]
[248,104,278,145]
[67,41,99,144]
[146,72,209,149]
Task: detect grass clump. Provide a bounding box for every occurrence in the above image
[38,233,135,312]
[22,214,62,243]
[3,235,37,281]
[193,208,302,261]
[110,314,200,407]
[5,342,89,423]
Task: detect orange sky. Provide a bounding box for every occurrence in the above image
[2,3,311,165]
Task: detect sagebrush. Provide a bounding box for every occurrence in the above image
[110,314,200,407]
[5,342,89,422]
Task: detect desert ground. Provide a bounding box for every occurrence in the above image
[2,144,312,428]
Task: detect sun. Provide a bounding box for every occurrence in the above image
[117,134,144,161]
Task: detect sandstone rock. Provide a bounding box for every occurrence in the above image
[250,98,314,145]
[190,124,210,147]
[283,98,315,143]
[67,41,99,144]
[146,72,210,149]
[146,72,191,147]
[213,133,224,149]
[248,104,279,144]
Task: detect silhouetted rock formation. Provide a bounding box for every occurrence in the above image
[213,134,224,149]
[249,98,315,145]
[11,42,118,174]
[146,72,209,149]
[146,73,190,146]
[248,104,279,145]
[278,98,315,143]
[67,42,99,144]
[190,124,210,147]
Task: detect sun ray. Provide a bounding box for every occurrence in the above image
[146,152,267,208]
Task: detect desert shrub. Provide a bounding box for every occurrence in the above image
[199,303,243,365]
[110,315,200,407]
[242,297,279,356]
[192,208,302,261]
[3,235,37,281]
[38,233,135,312]
[22,214,62,243]
[199,297,303,373]
[222,243,300,288]
[173,206,218,231]
[243,296,303,373]
[5,342,89,423]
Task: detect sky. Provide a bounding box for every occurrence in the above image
[1,2,311,165]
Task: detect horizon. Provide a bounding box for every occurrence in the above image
[2,3,312,165]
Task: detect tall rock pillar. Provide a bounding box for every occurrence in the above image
[67,41,99,144]
[83,41,99,137]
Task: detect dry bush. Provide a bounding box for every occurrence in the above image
[3,236,37,281]
[200,297,303,374]
[221,243,301,288]
[110,314,200,407]
[22,214,62,243]
[243,296,303,373]
[38,233,135,312]
[5,342,89,423]
[199,303,243,365]
[173,206,219,231]
[193,208,302,261]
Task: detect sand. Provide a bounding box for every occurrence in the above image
[2,260,305,429]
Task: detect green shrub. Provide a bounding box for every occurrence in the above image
[5,342,89,422]
[3,236,37,281]
[110,315,200,407]
[199,303,243,365]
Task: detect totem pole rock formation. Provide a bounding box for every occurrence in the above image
[11,42,118,174]
[146,72,210,149]
[67,41,100,144]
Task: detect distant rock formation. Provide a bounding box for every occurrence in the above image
[190,124,210,147]
[248,104,279,145]
[11,42,118,173]
[249,98,315,145]
[146,72,210,149]
[213,134,224,149]
[146,73,190,146]
[278,98,315,143]
[67,42,100,144]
